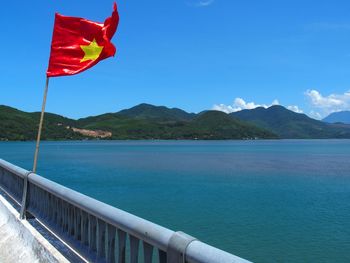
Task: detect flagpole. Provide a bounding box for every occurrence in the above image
[33,77,50,173]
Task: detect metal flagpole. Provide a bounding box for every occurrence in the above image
[33,77,50,173]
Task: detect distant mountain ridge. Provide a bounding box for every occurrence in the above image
[231,105,350,139]
[117,103,196,121]
[2,103,350,141]
[323,111,350,124]
[0,105,85,141]
[0,104,276,141]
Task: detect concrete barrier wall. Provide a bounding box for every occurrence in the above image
[0,194,68,263]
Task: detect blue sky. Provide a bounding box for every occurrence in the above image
[2,0,350,119]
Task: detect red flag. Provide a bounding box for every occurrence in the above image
[47,3,119,77]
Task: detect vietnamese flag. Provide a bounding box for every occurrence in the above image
[47,3,119,77]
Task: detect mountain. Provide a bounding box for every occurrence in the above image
[231,105,350,139]
[3,103,350,141]
[117,103,196,121]
[76,108,276,140]
[180,111,277,139]
[323,111,350,124]
[1,104,276,141]
[0,105,85,141]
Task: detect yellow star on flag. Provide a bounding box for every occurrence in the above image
[80,39,104,62]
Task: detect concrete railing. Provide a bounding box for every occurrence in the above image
[0,159,250,263]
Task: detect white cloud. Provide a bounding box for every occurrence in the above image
[305,89,346,108]
[187,0,215,7]
[271,99,279,106]
[212,98,280,113]
[212,104,235,114]
[305,89,350,118]
[309,110,322,120]
[212,89,350,120]
[196,0,215,6]
[287,105,303,113]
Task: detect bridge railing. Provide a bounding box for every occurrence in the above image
[0,159,250,263]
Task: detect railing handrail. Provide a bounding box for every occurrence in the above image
[28,169,174,251]
[0,159,28,178]
[0,158,250,263]
[0,159,173,251]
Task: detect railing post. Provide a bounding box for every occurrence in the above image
[20,171,34,219]
[167,231,197,263]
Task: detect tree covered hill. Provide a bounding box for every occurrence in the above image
[117,103,196,121]
[0,105,84,141]
[231,105,350,139]
[323,111,350,124]
[3,103,350,141]
[76,107,277,140]
[181,111,276,139]
[1,104,276,141]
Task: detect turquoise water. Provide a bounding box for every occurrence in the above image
[1,140,350,262]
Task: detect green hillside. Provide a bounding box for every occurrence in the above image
[1,104,276,141]
[323,111,350,124]
[0,105,85,141]
[77,106,276,140]
[176,111,277,139]
[117,103,196,121]
[3,103,350,141]
[231,105,350,139]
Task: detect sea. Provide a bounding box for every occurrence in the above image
[0,140,349,263]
